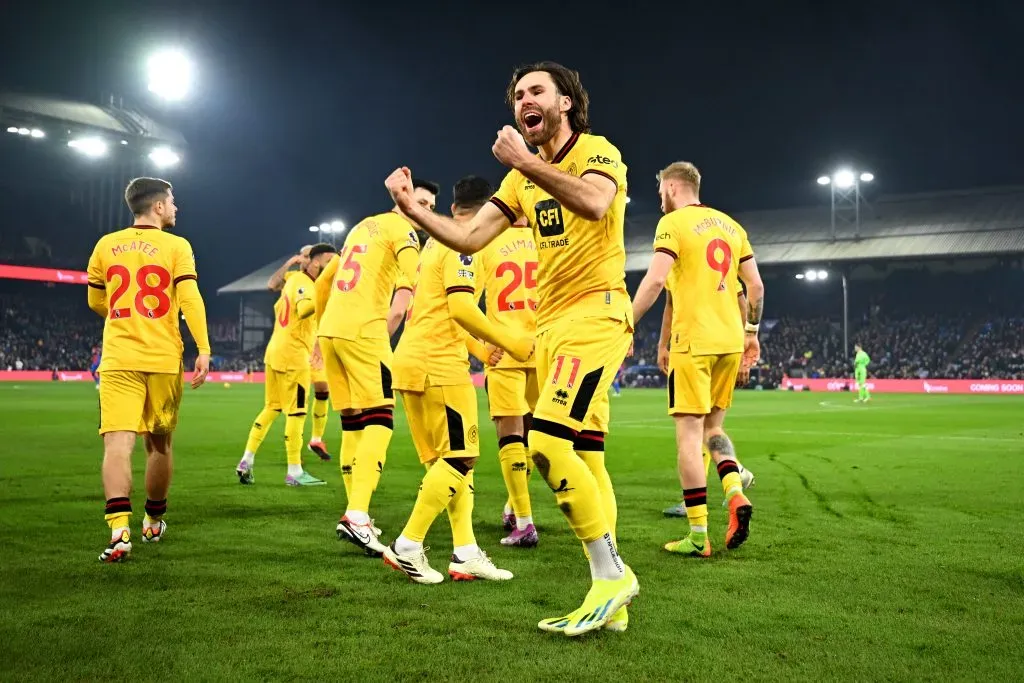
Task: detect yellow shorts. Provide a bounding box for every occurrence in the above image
[98,368,183,435]
[265,363,311,415]
[399,380,479,464]
[668,351,741,415]
[485,367,539,418]
[534,317,632,434]
[320,336,394,411]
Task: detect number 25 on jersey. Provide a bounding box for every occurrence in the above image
[496,260,538,312]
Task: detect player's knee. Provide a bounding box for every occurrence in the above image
[442,457,474,475]
[495,415,524,440]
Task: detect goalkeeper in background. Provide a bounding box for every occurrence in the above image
[853,343,871,403]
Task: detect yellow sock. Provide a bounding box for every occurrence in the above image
[529,429,608,543]
[245,407,279,454]
[575,432,616,542]
[401,459,468,543]
[716,459,744,500]
[339,417,362,499]
[347,412,393,513]
[104,496,131,535]
[284,413,305,467]
[311,394,329,441]
[702,444,712,477]
[498,436,532,519]
[446,469,476,547]
[683,488,708,539]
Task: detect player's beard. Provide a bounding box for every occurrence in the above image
[518,102,561,148]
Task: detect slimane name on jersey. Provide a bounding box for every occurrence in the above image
[498,238,536,258]
[110,241,160,258]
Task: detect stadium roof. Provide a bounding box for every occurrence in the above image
[220,185,1024,294]
[625,185,1024,270]
[0,92,186,147]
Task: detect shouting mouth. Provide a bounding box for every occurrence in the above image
[521,110,543,134]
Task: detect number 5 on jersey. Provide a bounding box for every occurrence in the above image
[336,244,367,291]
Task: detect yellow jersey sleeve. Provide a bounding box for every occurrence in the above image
[580,136,627,191]
[171,237,198,285]
[443,250,478,297]
[489,170,523,224]
[87,239,105,287]
[738,227,754,262]
[391,221,421,260]
[652,215,683,260]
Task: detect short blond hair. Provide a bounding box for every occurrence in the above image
[657,162,701,193]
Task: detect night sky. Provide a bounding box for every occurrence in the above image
[2,1,1022,291]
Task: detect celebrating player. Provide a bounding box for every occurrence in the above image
[632,161,764,557]
[86,177,211,563]
[235,244,338,486]
[315,180,435,557]
[266,247,333,460]
[385,176,532,584]
[853,343,872,402]
[384,62,637,636]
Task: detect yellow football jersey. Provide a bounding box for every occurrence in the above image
[477,227,537,369]
[653,204,754,355]
[393,238,479,389]
[490,132,631,333]
[318,212,420,340]
[86,226,199,374]
[264,270,316,371]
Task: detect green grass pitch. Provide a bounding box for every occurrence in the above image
[1,383,1022,681]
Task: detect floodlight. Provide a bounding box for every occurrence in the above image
[309,226,320,233]
[816,176,830,185]
[148,146,181,168]
[817,270,828,280]
[795,273,805,280]
[29,128,45,138]
[805,270,819,282]
[68,137,108,158]
[625,196,632,204]
[6,126,18,134]
[319,222,330,232]
[330,220,344,233]
[833,169,855,189]
[147,49,194,101]
[859,172,874,182]
[17,127,29,136]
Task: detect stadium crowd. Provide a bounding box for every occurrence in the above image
[2,272,1022,381]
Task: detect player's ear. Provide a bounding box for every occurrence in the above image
[450,203,458,216]
[559,94,572,115]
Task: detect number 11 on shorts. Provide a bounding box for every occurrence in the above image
[552,354,581,388]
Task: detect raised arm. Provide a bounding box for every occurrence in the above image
[314,254,339,323]
[516,157,616,222]
[267,254,306,291]
[386,168,509,254]
[492,126,619,221]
